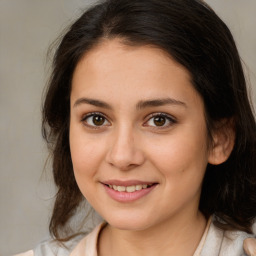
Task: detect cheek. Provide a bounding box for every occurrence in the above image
[149,131,209,213]
[70,140,101,202]
[146,125,209,184]
[69,126,104,192]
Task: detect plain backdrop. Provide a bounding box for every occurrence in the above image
[0,1,255,255]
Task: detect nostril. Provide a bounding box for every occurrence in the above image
[105,133,145,169]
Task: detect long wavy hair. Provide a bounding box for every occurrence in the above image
[42,0,256,240]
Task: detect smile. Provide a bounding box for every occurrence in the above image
[107,184,153,193]
[102,181,158,202]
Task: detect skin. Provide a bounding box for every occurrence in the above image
[244,238,256,256]
[69,39,233,256]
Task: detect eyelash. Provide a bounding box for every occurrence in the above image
[81,112,176,129]
[81,112,110,129]
[144,113,177,129]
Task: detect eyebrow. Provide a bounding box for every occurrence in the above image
[136,98,187,109]
[73,97,186,109]
[73,98,112,109]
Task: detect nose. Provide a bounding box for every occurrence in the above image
[106,126,145,171]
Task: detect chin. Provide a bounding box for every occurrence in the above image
[102,211,156,231]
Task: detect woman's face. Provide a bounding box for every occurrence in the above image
[70,39,211,231]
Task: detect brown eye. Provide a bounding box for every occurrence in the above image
[145,113,176,128]
[82,113,110,127]
[92,115,105,126]
[153,116,166,126]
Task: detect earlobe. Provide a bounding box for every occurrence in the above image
[208,119,235,165]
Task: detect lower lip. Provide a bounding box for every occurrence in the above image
[103,184,157,203]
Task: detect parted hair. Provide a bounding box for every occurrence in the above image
[42,0,256,240]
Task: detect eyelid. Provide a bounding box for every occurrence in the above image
[81,112,111,128]
[81,111,108,120]
[143,112,177,128]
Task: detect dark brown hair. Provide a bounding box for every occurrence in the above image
[42,0,256,240]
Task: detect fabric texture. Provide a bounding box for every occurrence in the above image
[15,217,255,256]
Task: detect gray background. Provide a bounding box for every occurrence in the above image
[0,1,255,255]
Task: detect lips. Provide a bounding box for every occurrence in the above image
[101,180,158,202]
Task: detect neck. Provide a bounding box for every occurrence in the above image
[98,211,207,256]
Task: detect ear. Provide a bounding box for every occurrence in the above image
[208,119,235,165]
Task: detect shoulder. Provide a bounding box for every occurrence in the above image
[14,222,106,256]
[14,234,85,256]
[34,235,85,256]
[201,218,255,256]
[220,229,254,255]
[70,222,107,256]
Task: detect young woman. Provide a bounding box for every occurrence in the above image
[17,0,256,255]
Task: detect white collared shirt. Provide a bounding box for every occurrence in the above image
[15,217,254,256]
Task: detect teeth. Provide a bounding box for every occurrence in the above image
[136,185,142,190]
[126,186,136,192]
[109,184,152,192]
[117,186,125,192]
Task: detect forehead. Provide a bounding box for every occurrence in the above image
[71,38,200,107]
[74,38,190,78]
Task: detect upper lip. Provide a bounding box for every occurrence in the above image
[101,179,158,186]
